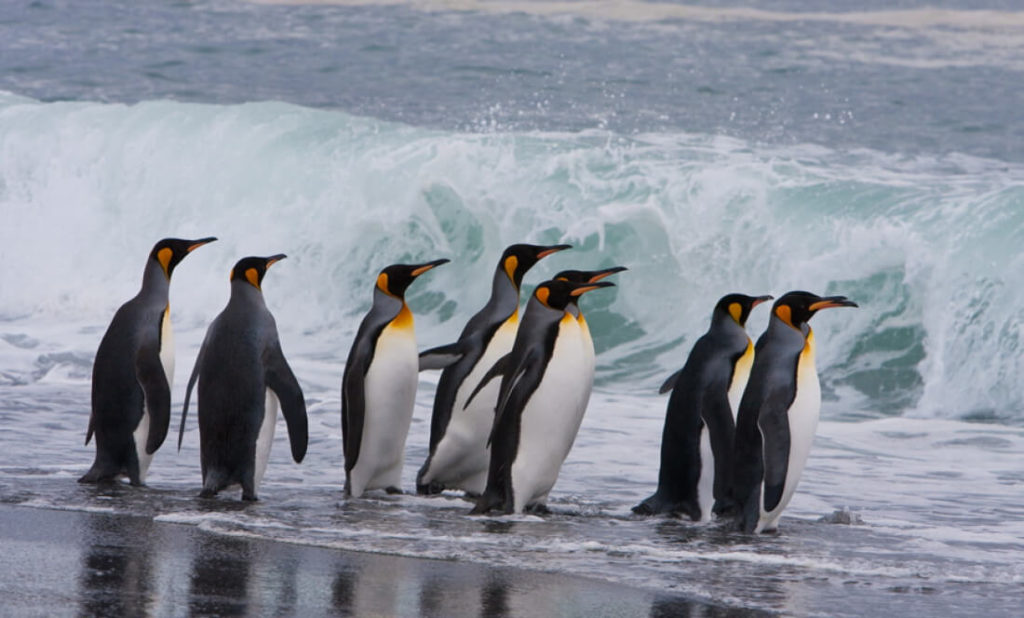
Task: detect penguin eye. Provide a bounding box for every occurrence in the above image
[504,256,519,282]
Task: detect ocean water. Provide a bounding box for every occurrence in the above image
[1,0,1023,615]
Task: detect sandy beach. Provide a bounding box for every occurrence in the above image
[0,504,742,617]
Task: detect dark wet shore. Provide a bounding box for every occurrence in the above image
[0,504,758,617]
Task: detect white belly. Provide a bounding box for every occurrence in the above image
[133,308,174,482]
[510,317,589,512]
[254,389,279,491]
[347,326,418,497]
[422,317,518,493]
[696,424,714,522]
[759,337,820,532]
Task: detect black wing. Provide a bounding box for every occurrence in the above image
[178,337,206,451]
[136,339,171,455]
[701,384,737,503]
[462,352,513,410]
[758,387,794,513]
[487,347,542,446]
[341,330,378,473]
[658,367,684,395]
[265,339,308,464]
[418,342,465,371]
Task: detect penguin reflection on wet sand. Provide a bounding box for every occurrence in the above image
[729,291,857,533]
[80,236,216,486]
[178,255,308,501]
[632,293,771,521]
[415,243,571,497]
[342,259,449,498]
[468,279,615,515]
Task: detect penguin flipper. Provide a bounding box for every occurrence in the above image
[757,390,793,513]
[418,342,465,371]
[265,341,308,464]
[178,340,205,451]
[136,342,171,455]
[703,388,737,505]
[487,349,542,447]
[341,337,373,474]
[463,352,513,410]
[658,368,683,395]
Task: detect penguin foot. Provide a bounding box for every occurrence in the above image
[416,480,445,495]
[242,493,259,502]
[385,486,404,495]
[198,488,218,499]
[524,503,551,515]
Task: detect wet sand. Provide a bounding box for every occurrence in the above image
[0,504,749,617]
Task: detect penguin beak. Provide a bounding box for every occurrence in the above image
[751,295,774,308]
[265,254,287,268]
[536,244,572,259]
[186,237,217,252]
[569,281,615,297]
[411,258,450,277]
[587,266,628,283]
[809,296,858,311]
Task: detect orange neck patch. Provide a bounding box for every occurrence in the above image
[391,302,414,331]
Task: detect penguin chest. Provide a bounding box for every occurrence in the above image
[359,324,418,476]
[511,317,589,510]
[784,336,821,492]
[727,340,754,417]
[158,306,175,386]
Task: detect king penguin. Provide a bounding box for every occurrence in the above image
[553,266,628,392]
[467,278,614,515]
[80,236,216,486]
[342,259,449,498]
[178,255,308,501]
[415,243,571,496]
[631,293,771,520]
[729,291,857,533]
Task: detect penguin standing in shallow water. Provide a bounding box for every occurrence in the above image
[342,259,448,498]
[632,293,771,520]
[80,236,216,485]
[178,255,307,501]
[729,291,857,533]
[415,243,571,496]
[468,279,614,515]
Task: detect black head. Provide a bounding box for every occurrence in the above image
[714,293,773,327]
[532,279,615,311]
[498,243,572,288]
[376,258,449,298]
[230,254,287,290]
[772,290,858,330]
[553,265,628,284]
[149,237,217,279]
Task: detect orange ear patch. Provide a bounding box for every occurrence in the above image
[504,255,519,283]
[775,305,793,328]
[729,302,743,324]
[245,268,261,289]
[535,285,550,307]
[376,272,390,294]
[157,247,173,277]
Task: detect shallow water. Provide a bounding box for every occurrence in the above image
[1,0,1023,615]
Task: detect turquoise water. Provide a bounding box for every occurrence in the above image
[1,1,1023,615]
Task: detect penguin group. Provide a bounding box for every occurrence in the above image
[81,237,855,532]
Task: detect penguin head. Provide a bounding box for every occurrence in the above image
[715,293,773,327]
[533,279,615,311]
[771,290,858,330]
[376,259,449,298]
[230,254,287,290]
[149,237,217,279]
[499,243,572,287]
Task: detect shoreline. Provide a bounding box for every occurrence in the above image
[0,503,751,617]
